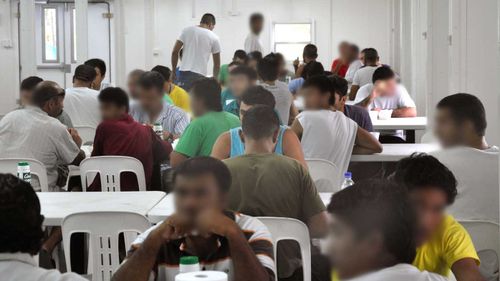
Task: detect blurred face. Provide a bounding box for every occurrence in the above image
[93,67,104,89]
[138,87,163,113]
[374,78,398,97]
[409,188,447,245]
[45,95,64,117]
[127,74,141,100]
[328,215,380,280]
[229,74,252,97]
[173,173,225,225]
[339,42,350,60]
[251,19,264,34]
[303,86,330,110]
[247,59,258,70]
[100,102,127,121]
[434,108,465,148]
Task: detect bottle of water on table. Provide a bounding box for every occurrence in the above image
[17,161,31,183]
[341,172,354,189]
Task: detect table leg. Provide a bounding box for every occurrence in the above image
[406,130,416,143]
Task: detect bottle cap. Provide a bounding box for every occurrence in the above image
[344,172,352,178]
[180,256,199,265]
[18,162,29,166]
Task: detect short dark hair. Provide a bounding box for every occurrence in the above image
[363,48,379,64]
[191,78,222,111]
[151,65,171,81]
[249,13,264,24]
[303,44,318,60]
[0,174,44,255]
[372,66,395,84]
[200,13,216,25]
[301,61,325,79]
[257,53,280,81]
[233,50,248,61]
[20,76,43,91]
[229,65,258,81]
[85,58,107,76]
[248,51,263,61]
[437,93,487,136]
[393,153,458,205]
[327,180,417,264]
[329,75,348,97]
[240,86,276,108]
[173,157,231,193]
[98,87,130,112]
[73,64,97,83]
[32,81,65,107]
[242,105,279,140]
[138,71,165,94]
[302,75,335,106]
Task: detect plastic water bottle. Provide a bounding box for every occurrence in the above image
[17,161,31,183]
[341,172,354,189]
[153,122,163,139]
[179,256,201,274]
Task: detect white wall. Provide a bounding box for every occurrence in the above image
[0,0,20,114]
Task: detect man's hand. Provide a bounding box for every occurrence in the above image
[293,57,300,68]
[68,128,82,147]
[153,214,192,242]
[196,209,239,238]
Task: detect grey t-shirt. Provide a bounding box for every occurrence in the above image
[261,81,293,124]
[56,110,74,128]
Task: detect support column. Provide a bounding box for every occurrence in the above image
[75,0,89,63]
[19,0,36,78]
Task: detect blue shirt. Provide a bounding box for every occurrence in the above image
[221,89,240,117]
[344,104,373,132]
[288,77,305,94]
[229,125,287,157]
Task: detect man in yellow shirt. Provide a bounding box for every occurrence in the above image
[393,153,485,281]
[151,65,191,112]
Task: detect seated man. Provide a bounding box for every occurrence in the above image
[330,75,373,132]
[130,71,189,140]
[0,81,85,191]
[355,66,416,143]
[171,78,240,167]
[291,75,382,181]
[219,49,248,87]
[328,180,447,281]
[224,105,328,280]
[293,43,319,78]
[90,87,172,191]
[85,58,110,91]
[112,157,275,281]
[434,93,498,152]
[220,65,258,117]
[288,61,325,95]
[151,65,191,112]
[393,154,484,281]
[212,85,306,167]
[0,174,87,281]
[349,48,380,100]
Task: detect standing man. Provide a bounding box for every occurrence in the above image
[349,48,380,100]
[244,13,264,53]
[171,13,221,91]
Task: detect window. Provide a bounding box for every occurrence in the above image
[42,7,59,63]
[273,22,313,61]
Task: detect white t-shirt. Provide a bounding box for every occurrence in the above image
[64,87,101,128]
[354,83,416,110]
[297,110,358,185]
[178,26,221,76]
[260,81,293,124]
[345,264,448,281]
[345,60,363,84]
[352,66,379,87]
[244,33,263,53]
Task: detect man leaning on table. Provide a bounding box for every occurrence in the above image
[112,157,275,281]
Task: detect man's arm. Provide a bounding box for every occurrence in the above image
[349,85,360,101]
[170,151,188,168]
[392,107,417,118]
[212,53,221,79]
[282,129,307,169]
[353,127,383,154]
[211,132,231,160]
[70,151,86,166]
[451,258,486,281]
[171,40,184,80]
[290,118,303,140]
[307,211,329,238]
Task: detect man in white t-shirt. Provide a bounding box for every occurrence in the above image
[244,13,264,53]
[326,180,447,281]
[64,64,101,128]
[344,44,362,86]
[171,13,221,91]
[290,75,382,185]
[349,48,379,100]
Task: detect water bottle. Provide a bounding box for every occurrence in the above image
[17,161,31,183]
[179,256,201,274]
[153,122,163,139]
[341,172,354,189]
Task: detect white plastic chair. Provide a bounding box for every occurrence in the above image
[80,156,147,192]
[62,211,151,281]
[257,217,311,281]
[306,159,340,192]
[75,126,96,145]
[0,158,49,192]
[431,147,499,223]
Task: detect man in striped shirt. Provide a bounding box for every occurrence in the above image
[112,157,275,281]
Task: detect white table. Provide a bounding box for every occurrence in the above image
[371,117,427,130]
[350,143,440,162]
[147,193,175,223]
[38,191,166,226]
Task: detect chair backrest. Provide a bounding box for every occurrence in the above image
[431,147,499,223]
[306,159,340,192]
[0,158,49,192]
[75,126,96,145]
[80,156,147,192]
[257,217,311,281]
[62,211,151,281]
